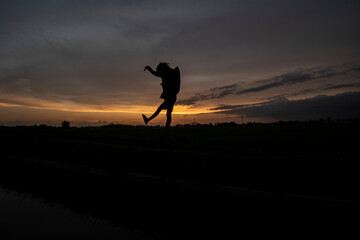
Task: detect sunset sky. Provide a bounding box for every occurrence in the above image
[1,0,360,126]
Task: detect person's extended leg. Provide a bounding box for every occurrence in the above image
[142,102,165,125]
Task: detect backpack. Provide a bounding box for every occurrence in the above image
[172,67,181,95]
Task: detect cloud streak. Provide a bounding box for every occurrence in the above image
[260,81,360,100]
[178,62,360,106]
[211,91,360,121]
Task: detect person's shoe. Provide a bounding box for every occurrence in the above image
[142,114,148,125]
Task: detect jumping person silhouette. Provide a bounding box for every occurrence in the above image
[142,62,181,134]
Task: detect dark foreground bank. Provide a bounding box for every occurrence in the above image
[1,120,360,199]
[0,121,360,238]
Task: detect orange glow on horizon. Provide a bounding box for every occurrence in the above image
[0,102,217,115]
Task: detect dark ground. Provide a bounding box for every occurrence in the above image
[0,120,359,238]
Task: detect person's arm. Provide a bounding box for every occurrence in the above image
[144,66,161,78]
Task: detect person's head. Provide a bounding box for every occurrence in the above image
[156,62,171,75]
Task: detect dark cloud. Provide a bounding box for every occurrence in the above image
[210,83,239,91]
[213,91,360,121]
[324,82,360,90]
[210,103,256,111]
[177,93,215,106]
[260,94,290,101]
[178,63,360,105]
[235,73,312,96]
[283,82,360,97]
[259,81,360,99]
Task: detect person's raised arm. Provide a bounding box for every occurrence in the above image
[144,66,161,78]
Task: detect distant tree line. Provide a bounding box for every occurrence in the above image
[1,118,360,129]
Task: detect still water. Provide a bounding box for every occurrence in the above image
[0,186,151,240]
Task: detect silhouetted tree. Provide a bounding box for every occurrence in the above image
[62,120,70,128]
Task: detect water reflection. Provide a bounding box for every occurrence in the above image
[0,186,148,240]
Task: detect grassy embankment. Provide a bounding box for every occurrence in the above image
[1,120,359,200]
